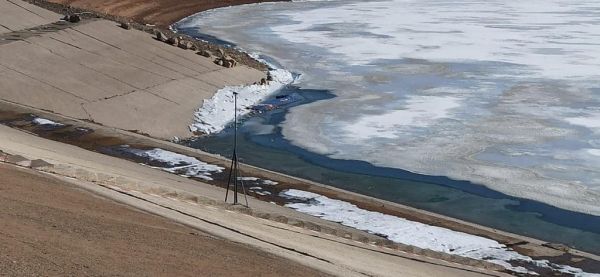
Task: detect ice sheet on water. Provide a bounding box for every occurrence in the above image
[343,95,461,140]
[177,0,600,215]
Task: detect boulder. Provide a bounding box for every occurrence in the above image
[213,56,238,68]
[197,50,212,58]
[5,154,28,165]
[260,78,268,85]
[120,22,131,30]
[63,14,81,23]
[16,160,32,167]
[178,40,194,50]
[167,37,179,46]
[156,31,168,42]
[223,56,237,66]
[266,71,273,81]
[29,159,53,169]
[217,48,225,57]
[226,58,237,68]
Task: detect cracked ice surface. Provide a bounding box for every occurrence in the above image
[177,0,600,215]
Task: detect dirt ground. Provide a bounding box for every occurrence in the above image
[45,0,285,27]
[0,163,328,276]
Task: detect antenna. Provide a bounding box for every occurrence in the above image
[225,91,249,207]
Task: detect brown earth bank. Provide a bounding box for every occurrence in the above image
[20,0,268,70]
[42,0,286,27]
[0,163,329,276]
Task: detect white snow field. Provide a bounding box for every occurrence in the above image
[282,189,599,276]
[189,68,294,134]
[122,147,224,181]
[177,0,600,216]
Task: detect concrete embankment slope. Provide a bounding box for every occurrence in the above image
[0,0,266,139]
[0,0,58,33]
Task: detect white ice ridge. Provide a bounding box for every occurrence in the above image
[124,147,224,181]
[189,68,294,135]
[282,189,598,276]
[32,117,63,126]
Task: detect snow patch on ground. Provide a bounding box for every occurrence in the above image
[281,189,597,276]
[189,68,294,134]
[123,147,224,181]
[32,117,64,127]
[262,180,279,185]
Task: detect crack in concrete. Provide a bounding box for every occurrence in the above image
[48,35,177,81]
[0,63,89,102]
[70,28,203,79]
[6,0,49,20]
[28,37,141,96]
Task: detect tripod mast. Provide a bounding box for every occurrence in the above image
[225,92,249,207]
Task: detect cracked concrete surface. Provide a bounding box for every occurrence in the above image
[0,0,58,34]
[0,1,266,139]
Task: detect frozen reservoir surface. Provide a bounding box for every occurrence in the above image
[177,0,600,253]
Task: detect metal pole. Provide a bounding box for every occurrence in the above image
[233,92,238,204]
[234,92,238,157]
